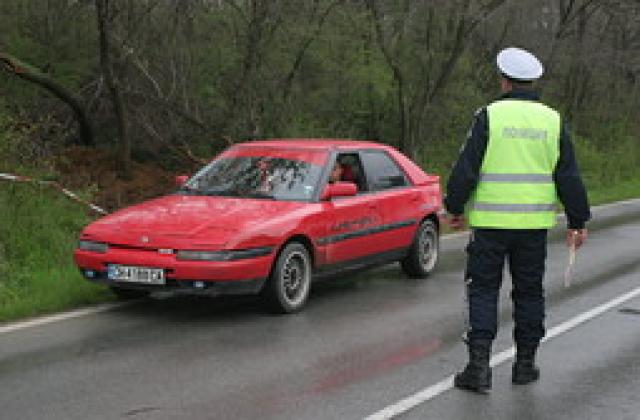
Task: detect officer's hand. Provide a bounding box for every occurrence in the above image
[566,229,588,249]
[448,214,466,230]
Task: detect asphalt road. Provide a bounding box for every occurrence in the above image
[1,199,640,420]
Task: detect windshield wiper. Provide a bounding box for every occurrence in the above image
[243,191,275,200]
[175,186,235,196]
[203,189,240,197]
[178,186,275,199]
[177,187,201,195]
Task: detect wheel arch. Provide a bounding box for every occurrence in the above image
[261,233,315,313]
[276,234,316,267]
[421,212,440,232]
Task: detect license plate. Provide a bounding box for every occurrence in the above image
[107,265,165,285]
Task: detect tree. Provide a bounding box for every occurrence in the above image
[366,0,507,158]
[95,0,132,176]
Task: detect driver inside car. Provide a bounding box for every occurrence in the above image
[329,161,344,183]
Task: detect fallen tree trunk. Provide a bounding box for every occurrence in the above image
[0,50,94,146]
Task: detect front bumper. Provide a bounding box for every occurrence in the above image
[74,246,275,295]
[81,270,266,296]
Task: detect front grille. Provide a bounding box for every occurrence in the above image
[109,243,158,252]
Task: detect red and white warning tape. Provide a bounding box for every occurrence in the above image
[0,172,108,215]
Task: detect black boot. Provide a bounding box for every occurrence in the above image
[512,343,540,385]
[454,339,492,393]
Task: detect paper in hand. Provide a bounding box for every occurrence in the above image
[564,241,577,288]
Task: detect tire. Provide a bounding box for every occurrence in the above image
[109,285,150,300]
[401,219,439,278]
[261,242,312,314]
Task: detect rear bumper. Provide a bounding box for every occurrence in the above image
[74,247,274,295]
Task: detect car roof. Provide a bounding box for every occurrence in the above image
[224,138,434,186]
[233,138,393,152]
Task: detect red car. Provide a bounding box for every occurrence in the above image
[74,139,442,313]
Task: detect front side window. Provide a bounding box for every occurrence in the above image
[182,147,327,201]
[361,150,409,191]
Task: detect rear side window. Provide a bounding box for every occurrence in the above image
[360,151,409,191]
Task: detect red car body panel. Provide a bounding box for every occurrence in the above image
[74,139,442,294]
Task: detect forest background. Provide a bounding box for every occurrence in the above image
[1,0,639,321]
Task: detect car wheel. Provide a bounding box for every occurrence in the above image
[109,286,150,300]
[262,242,312,314]
[401,219,439,278]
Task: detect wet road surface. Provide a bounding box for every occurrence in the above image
[1,199,639,420]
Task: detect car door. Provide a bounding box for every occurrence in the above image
[316,153,387,266]
[358,149,421,252]
[320,194,385,265]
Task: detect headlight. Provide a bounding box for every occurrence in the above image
[176,247,273,261]
[78,240,109,253]
[176,250,230,261]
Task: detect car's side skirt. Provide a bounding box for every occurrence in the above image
[313,246,409,281]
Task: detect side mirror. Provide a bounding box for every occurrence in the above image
[175,175,189,187]
[321,182,357,200]
[416,174,440,187]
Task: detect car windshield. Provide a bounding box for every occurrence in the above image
[181,147,327,201]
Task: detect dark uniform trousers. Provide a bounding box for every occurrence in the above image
[465,228,547,344]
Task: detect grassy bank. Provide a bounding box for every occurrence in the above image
[587,178,640,206]
[573,132,640,206]
[0,183,111,322]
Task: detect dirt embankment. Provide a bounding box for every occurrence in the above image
[55,146,198,212]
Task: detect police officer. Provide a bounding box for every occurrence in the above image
[445,47,591,393]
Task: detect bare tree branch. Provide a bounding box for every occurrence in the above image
[281,0,342,101]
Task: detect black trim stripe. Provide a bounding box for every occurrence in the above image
[317,219,417,246]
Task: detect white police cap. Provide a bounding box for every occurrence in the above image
[496,47,543,81]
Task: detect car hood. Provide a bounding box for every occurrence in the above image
[81,195,306,248]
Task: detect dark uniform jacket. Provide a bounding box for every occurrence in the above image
[444,90,591,229]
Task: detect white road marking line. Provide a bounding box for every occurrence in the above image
[364,285,640,420]
[0,302,128,335]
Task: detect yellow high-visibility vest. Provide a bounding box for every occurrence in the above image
[468,99,561,228]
